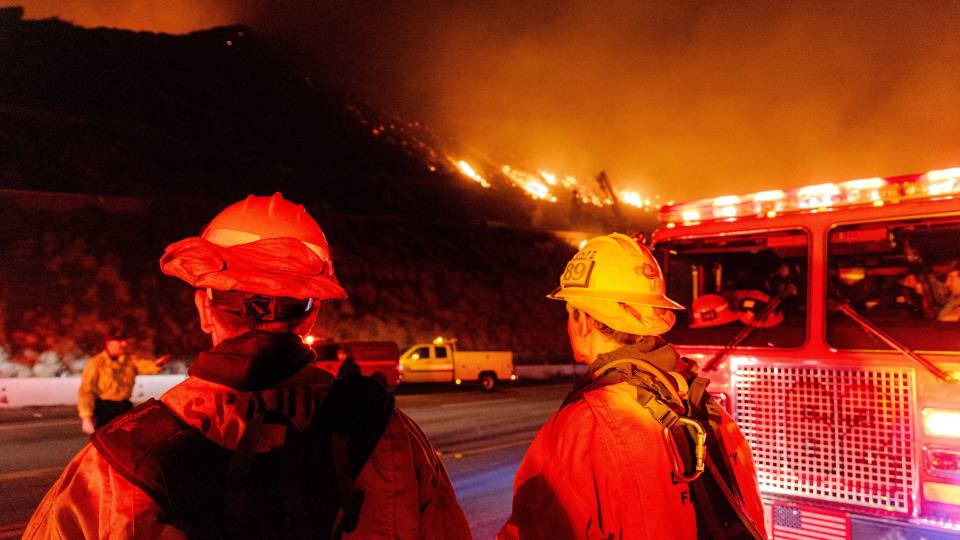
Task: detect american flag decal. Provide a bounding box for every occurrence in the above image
[773,505,850,540]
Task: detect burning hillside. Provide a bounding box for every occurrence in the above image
[345,100,663,214]
[0,8,657,232]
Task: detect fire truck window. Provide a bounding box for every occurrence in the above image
[827,217,960,351]
[658,229,808,348]
[434,346,447,358]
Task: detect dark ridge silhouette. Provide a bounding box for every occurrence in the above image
[0,9,641,231]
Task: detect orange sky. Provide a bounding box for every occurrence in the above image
[15,1,239,34]
[14,1,960,202]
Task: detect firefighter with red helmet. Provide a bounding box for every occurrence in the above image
[26,193,471,539]
[498,234,766,539]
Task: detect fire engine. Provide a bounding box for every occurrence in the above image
[652,168,960,539]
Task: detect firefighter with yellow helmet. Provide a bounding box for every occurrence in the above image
[27,193,471,539]
[499,233,767,539]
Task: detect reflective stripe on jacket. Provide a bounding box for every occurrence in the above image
[28,365,472,539]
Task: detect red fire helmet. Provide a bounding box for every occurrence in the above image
[689,294,739,328]
[728,290,784,328]
[160,193,347,301]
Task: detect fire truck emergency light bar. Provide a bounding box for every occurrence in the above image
[658,167,960,227]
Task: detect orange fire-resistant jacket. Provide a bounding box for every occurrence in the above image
[498,351,766,539]
[77,350,163,418]
[27,362,471,539]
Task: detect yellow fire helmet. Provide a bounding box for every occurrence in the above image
[548,233,685,335]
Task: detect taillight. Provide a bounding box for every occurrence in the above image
[924,409,960,438]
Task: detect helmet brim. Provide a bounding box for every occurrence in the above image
[689,310,740,328]
[161,236,348,301]
[548,286,685,310]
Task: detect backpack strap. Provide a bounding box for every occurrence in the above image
[671,428,731,539]
[91,375,396,539]
[562,359,678,410]
[222,411,266,538]
[90,399,230,536]
[308,374,395,537]
[563,358,705,482]
[89,399,185,514]
[562,358,764,540]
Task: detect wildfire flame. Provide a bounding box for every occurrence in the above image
[456,160,491,188]
[539,170,557,185]
[618,190,658,211]
[501,165,558,201]
[350,104,664,211]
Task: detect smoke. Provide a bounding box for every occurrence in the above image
[16,0,960,201]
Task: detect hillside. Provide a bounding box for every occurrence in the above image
[0,191,575,374]
[0,9,592,372]
[0,7,641,230]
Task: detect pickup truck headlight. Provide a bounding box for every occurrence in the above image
[923,408,960,438]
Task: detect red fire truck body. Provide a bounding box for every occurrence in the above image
[652,169,960,538]
[311,340,401,389]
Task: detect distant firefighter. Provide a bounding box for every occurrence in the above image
[499,234,766,539]
[26,193,470,539]
[77,327,169,434]
[336,344,361,378]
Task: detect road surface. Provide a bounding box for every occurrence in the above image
[0,382,570,539]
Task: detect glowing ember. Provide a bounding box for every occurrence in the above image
[349,102,665,211]
[620,191,642,207]
[502,165,558,201]
[456,160,491,188]
[619,190,656,210]
[524,180,551,200]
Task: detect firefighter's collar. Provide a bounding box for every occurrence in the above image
[590,337,680,375]
[189,331,316,391]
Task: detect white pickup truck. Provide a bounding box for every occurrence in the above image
[399,338,515,391]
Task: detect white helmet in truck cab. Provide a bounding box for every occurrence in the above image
[548,233,684,336]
